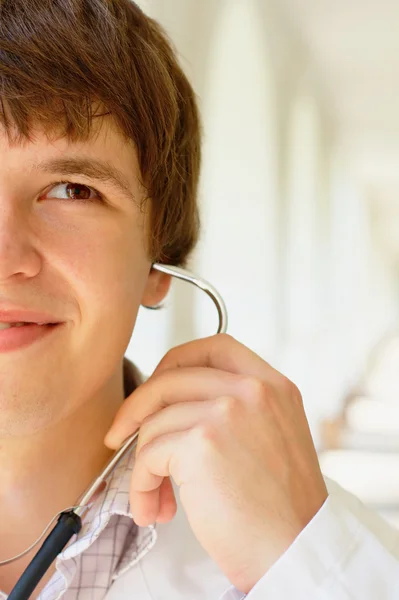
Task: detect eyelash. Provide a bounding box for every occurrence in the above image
[46,180,104,202]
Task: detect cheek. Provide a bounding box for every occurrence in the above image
[41,209,150,333]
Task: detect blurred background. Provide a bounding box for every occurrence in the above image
[127,0,399,526]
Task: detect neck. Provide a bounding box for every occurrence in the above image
[0,362,128,562]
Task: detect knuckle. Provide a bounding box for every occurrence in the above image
[157,346,178,369]
[248,391,269,413]
[278,374,299,399]
[192,423,218,447]
[208,333,237,368]
[214,395,239,420]
[186,425,218,469]
[218,332,235,344]
[214,332,236,351]
[290,381,303,405]
[241,375,267,402]
[278,375,294,395]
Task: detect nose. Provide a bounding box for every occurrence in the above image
[0,205,41,281]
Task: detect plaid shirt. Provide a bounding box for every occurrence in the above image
[1,359,157,600]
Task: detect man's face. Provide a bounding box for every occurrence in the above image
[0,118,161,436]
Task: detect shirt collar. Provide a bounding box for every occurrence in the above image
[58,357,157,573]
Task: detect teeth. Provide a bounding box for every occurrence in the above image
[0,322,38,330]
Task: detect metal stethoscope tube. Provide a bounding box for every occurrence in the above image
[4,264,228,600]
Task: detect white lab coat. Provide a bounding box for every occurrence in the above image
[104,477,399,599]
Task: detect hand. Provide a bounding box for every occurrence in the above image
[104,334,328,594]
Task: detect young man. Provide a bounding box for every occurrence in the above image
[0,1,398,599]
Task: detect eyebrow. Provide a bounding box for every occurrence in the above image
[33,157,137,203]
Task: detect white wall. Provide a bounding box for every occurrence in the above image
[194,0,279,361]
[128,0,399,442]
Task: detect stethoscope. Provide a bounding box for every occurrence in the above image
[2,264,228,600]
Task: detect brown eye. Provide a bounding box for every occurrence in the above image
[65,183,92,200]
[43,181,102,202]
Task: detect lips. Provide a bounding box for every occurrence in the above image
[0,308,61,325]
[0,321,62,353]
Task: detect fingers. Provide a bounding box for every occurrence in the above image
[156,477,177,523]
[105,336,298,450]
[135,400,209,454]
[154,335,301,411]
[154,334,283,385]
[131,431,184,488]
[130,431,185,526]
[130,477,177,527]
[130,488,162,527]
[105,367,244,448]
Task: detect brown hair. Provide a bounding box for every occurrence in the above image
[0,0,201,265]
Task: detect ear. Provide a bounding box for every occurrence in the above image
[141,267,172,308]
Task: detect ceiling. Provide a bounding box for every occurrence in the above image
[276,0,399,191]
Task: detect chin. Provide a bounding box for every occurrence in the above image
[0,385,71,437]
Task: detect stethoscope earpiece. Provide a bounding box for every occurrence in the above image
[145,263,228,335]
